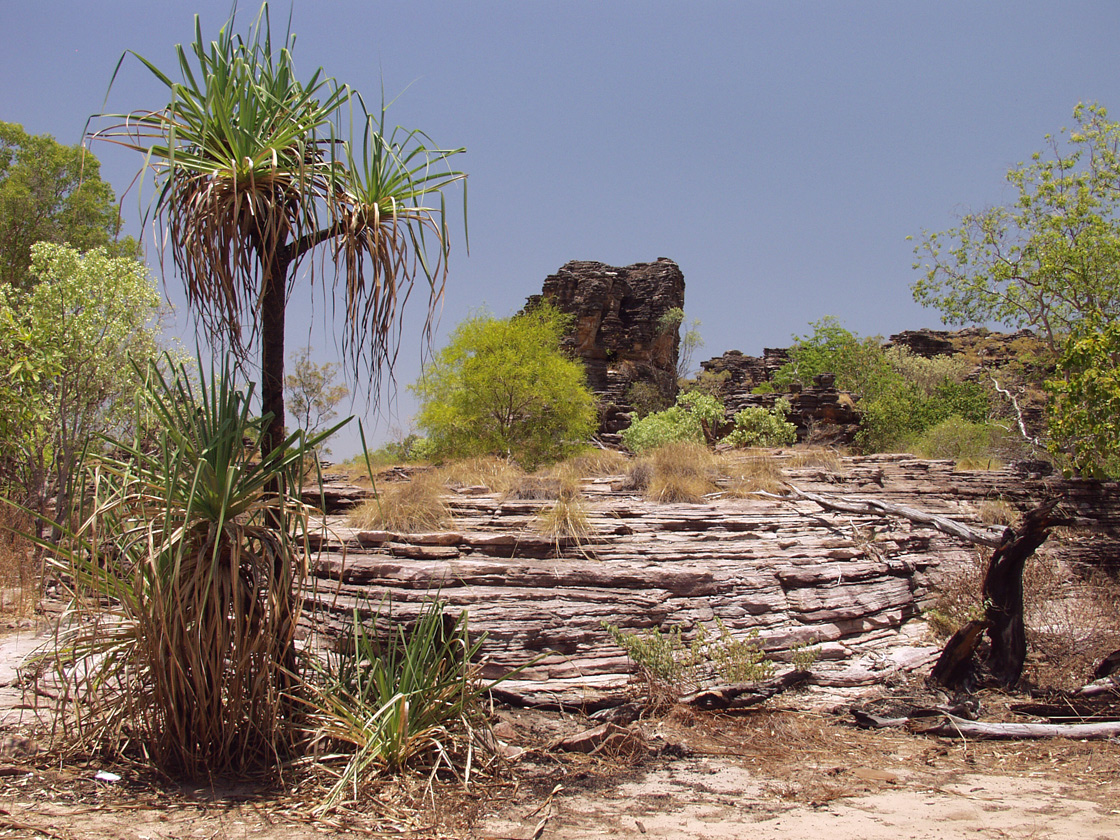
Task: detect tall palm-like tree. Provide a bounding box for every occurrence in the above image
[93,3,466,459]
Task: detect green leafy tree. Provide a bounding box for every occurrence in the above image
[92,3,465,461]
[285,348,350,454]
[771,317,896,396]
[0,122,137,291]
[913,103,1120,350]
[411,304,596,468]
[0,243,164,520]
[1046,322,1120,477]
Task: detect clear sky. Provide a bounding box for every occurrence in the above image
[3,1,1119,456]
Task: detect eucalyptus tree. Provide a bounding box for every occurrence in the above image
[92,3,465,459]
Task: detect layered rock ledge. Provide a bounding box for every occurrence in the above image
[302,454,1119,707]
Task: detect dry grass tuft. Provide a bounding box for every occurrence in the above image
[436,456,524,495]
[633,442,719,504]
[348,472,451,532]
[977,498,1017,527]
[555,448,630,477]
[719,450,787,497]
[534,495,594,543]
[786,447,844,472]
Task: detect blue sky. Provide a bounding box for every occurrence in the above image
[3,1,1119,455]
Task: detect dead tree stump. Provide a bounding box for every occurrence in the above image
[930,498,1070,690]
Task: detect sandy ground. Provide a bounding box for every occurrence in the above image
[0,628,1117,840]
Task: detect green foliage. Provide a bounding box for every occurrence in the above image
[285,348,350,455]
[33,355,335,777]
[411,303,596,468]
[1046,322,1120,477]
[913,103,1120,349]
[772,316,896,396]
[658,306,704,380]
[603,619,775,703]
[0,121,137,291]
[621,397,705,453]
[0,243,166,516]
[725,398,798,448]
[912,416,1015,468]
[305,600,492,809]
[772,317,995,453]
[96,2,466,457]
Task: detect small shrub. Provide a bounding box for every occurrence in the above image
[725,398,797,448]
[625,381,671,419]
[790,640,820,671]
[348,472,450,532]
[702,619,774,683]
[621,404,703,453]
[912,416,1012,468]
[603,618,776,705]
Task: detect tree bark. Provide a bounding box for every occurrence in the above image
[259,252,291,464]
[929,499,1069,690]
[982,499,1068,687]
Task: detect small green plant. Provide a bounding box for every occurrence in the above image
[625,380,672,419]
[603,617,776,705]
[602,622,705,701]
[702,619,774,683]
[790,640,821,671]
[304,600,493,812]
[725,398,798,448]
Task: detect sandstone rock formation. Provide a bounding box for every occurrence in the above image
[529,259,685,429]
[303,456,1119,707]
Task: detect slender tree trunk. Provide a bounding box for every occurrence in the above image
[258,250,298,710]
[259,253,290,463]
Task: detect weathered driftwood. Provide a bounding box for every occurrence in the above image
[678,669,810,710]
[787,486,1005,547]
[911,714,1120,740]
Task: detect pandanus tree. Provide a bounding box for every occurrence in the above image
[92,3,466,460]
[65,5,465,773]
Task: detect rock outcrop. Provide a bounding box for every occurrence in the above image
[303,456,1119,707]
[530,259,685,428]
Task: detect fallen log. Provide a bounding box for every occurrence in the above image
[910,713,1120,740]
[678,669,810,711]
[786,486,1005,547]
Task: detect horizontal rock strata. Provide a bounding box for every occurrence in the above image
[302,454,1119,707]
